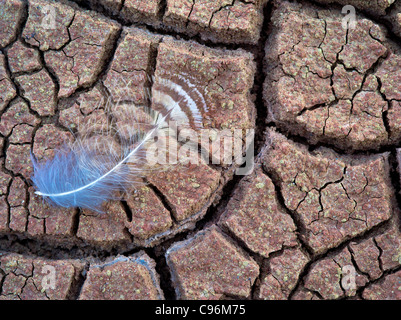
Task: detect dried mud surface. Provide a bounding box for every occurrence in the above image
[1,0,401,300]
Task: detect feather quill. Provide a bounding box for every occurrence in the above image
[30,73,208,211]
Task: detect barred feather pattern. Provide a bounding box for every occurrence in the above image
[30,73,208,212]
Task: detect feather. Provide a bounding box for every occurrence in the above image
[30,73,208,212]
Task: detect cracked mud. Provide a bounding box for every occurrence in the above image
[0,0,401,300]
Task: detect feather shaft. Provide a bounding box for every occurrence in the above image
[34,110,172,199]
